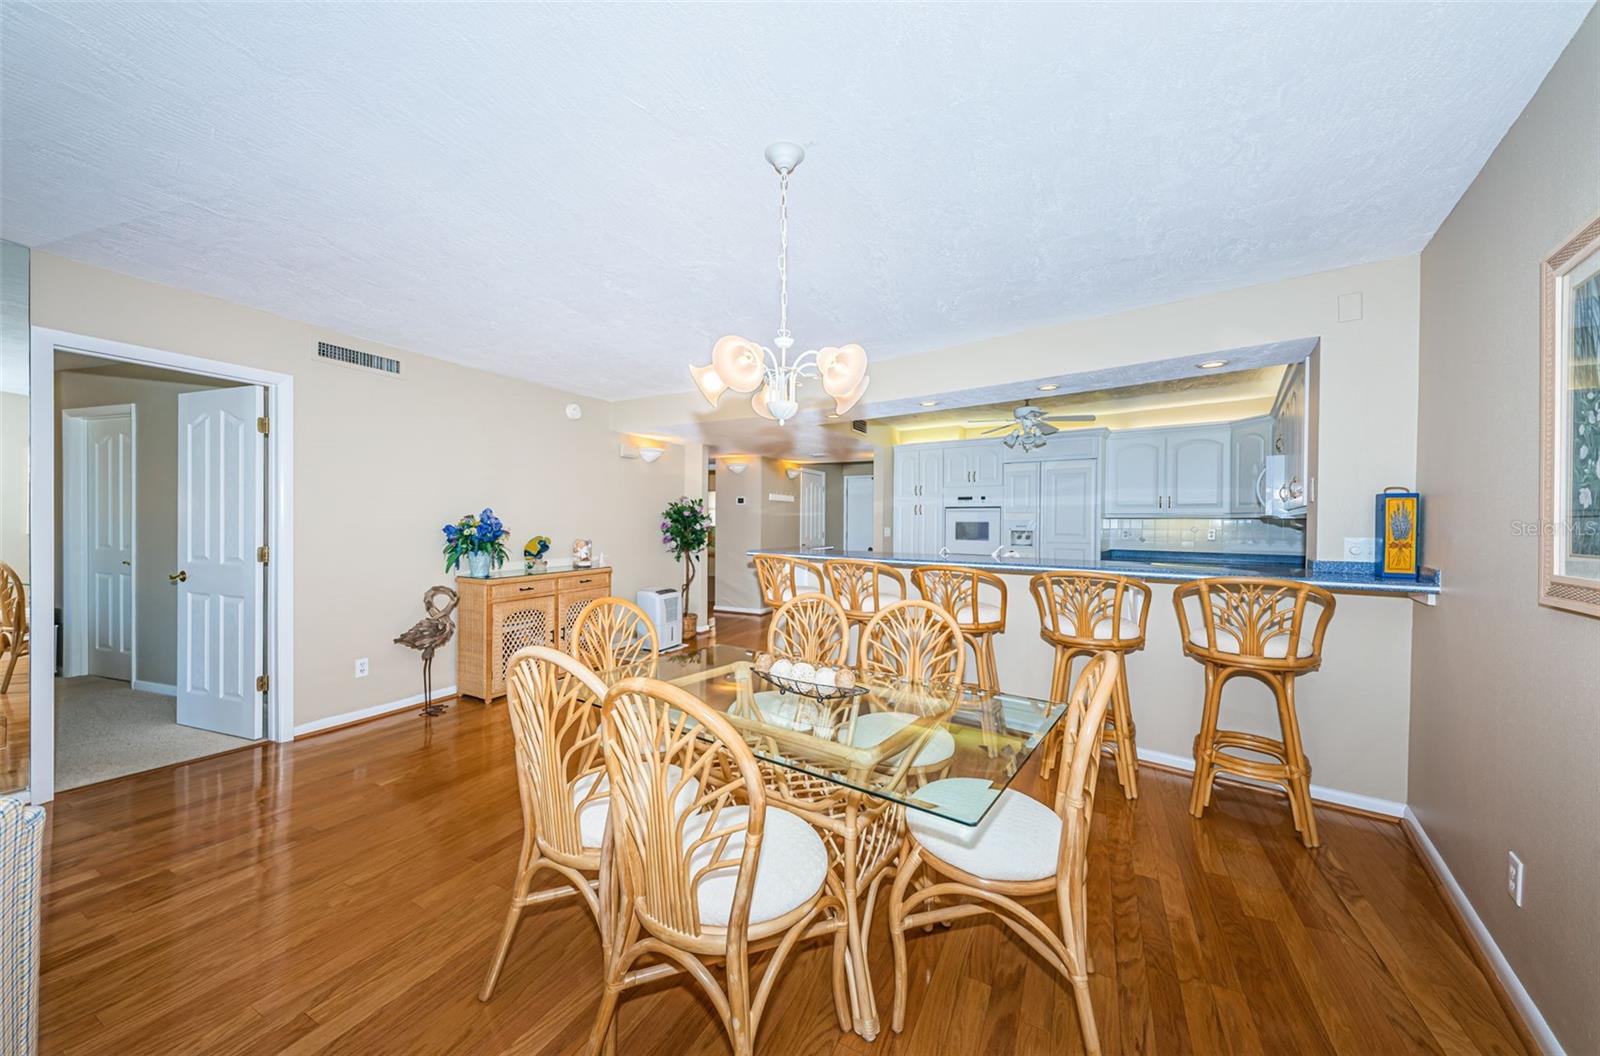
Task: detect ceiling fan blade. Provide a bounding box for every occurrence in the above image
[980,424,1014,436]
[1044,414,1096,422]
[1037,422,1061,436]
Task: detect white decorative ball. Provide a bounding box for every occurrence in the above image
[770,658,794,679]
[790,661,817,683]
[812,666,837,689]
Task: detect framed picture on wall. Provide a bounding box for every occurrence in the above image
[1539,212,1600,618]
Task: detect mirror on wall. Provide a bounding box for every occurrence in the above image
[1,239,30,793]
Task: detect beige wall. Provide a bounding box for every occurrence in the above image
[30,252,687,728]
[53,369,235,686]
[1412,9,1600,1053]
[709,457,800,611]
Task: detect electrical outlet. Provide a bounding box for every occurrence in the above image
[355,658,369,679]
[1206,529,1217,541]
[1507,852,1524,907]
[1345,536,1376,562]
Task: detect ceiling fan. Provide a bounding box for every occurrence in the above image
[976,405,1097,451]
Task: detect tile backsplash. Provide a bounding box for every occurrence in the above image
[1101,516,1305,555]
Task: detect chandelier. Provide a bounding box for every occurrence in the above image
[690,142,869,424]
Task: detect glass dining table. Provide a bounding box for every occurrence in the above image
[588,641,1069,1041]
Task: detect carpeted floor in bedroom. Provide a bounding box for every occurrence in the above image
[55,676,257,790]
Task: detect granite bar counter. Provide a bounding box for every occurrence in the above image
[742,546,1430,813]
[748,547,1441,598]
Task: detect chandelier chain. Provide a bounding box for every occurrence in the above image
[777,171,790,357]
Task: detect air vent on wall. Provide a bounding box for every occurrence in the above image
[317,341,400,376]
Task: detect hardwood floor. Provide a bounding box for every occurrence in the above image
[35,614,1526,1055]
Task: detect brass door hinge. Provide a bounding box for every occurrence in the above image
[257,416,270,435]
[257,545,270,564]
[256,674,269,693]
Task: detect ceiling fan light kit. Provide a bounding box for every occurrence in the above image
[981,404,1097,452]
[690,143,870,425]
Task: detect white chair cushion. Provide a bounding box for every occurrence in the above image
[839,711,955,768]
[907,778,1060,883]
[852,588,903,613]
[683,805,829,927]
[569,766,699,849]
[1187,629,1313,658]
[751,690,813,731]
[1090,616,1142,640]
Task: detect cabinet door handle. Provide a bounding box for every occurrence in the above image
[576,577,594,585]
[519,586,535,592]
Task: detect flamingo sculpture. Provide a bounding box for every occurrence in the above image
[394,585,458,716]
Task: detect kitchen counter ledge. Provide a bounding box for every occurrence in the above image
[749,548,1440,598]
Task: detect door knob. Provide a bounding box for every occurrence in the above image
[121,560,132,566]
[169,570,187,583]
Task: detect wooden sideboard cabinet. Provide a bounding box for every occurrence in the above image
[455,566,612,701]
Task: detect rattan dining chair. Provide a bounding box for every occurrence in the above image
[766,593,850,666]
[0,562,28,694]
[570,596,659,676]
[858,599,966,690]
[479,646,696,1001]
[1030,571,1151,797]
[590,676,849,1056]
[753,554,826,611]
[886,650,1120,1056]
[1173,577,1336,848]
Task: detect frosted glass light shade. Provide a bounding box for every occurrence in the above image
[831,373,870,415]
[711,335,765,393]
[690,362,729,407]
[818,343,868,398]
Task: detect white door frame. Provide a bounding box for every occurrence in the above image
[60,403,138,682]
[28,327,296,804]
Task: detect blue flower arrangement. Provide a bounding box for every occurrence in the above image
[443,508,510,574]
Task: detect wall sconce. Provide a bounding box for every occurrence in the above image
[638,447,664,463]
[785,468,801,480]
[725,461,748,475]
[620,437,669,463]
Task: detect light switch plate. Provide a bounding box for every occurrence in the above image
[1344,536,1375,562]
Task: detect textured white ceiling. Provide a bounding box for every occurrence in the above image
[1,2,1589,399]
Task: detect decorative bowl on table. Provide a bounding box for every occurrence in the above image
[754,653,868,703]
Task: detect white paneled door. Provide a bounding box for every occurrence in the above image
[176,386,266,739]
[87,414,134,680]
[800,469,827,549]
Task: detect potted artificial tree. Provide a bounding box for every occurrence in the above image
[660,496,711,638]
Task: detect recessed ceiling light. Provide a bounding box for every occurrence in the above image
[920,400,938,407]
[1197,359,1229,369]
[1037,383,1059,392]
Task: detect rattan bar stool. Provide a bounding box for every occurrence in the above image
[753,553,827,610]
[823,558,907,664]
[1173,577,1336,848]
[909,565,1007,691]
[1029,572,1151,798]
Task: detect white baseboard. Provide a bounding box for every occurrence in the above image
[1135,747,1405,818]
[131,679,177,697]
[1402,808,1561,1055]
[293,685,458,737]
[713,605,769,616]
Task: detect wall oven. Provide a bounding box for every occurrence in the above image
[943,504,1003,556]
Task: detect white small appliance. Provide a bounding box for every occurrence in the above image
[943,502,1002,556]
[636,588,683,651]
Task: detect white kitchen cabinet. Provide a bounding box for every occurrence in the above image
[1229,415,1273,514]
[1039,459,1099,562]
[1104,424,1232,516]
[1003,461,1040,513]
[893,445,944,503]
[1165,425,1231,515]
[892,498,942,555]
[1104,433,1166,515]
[942,440,1004,491]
